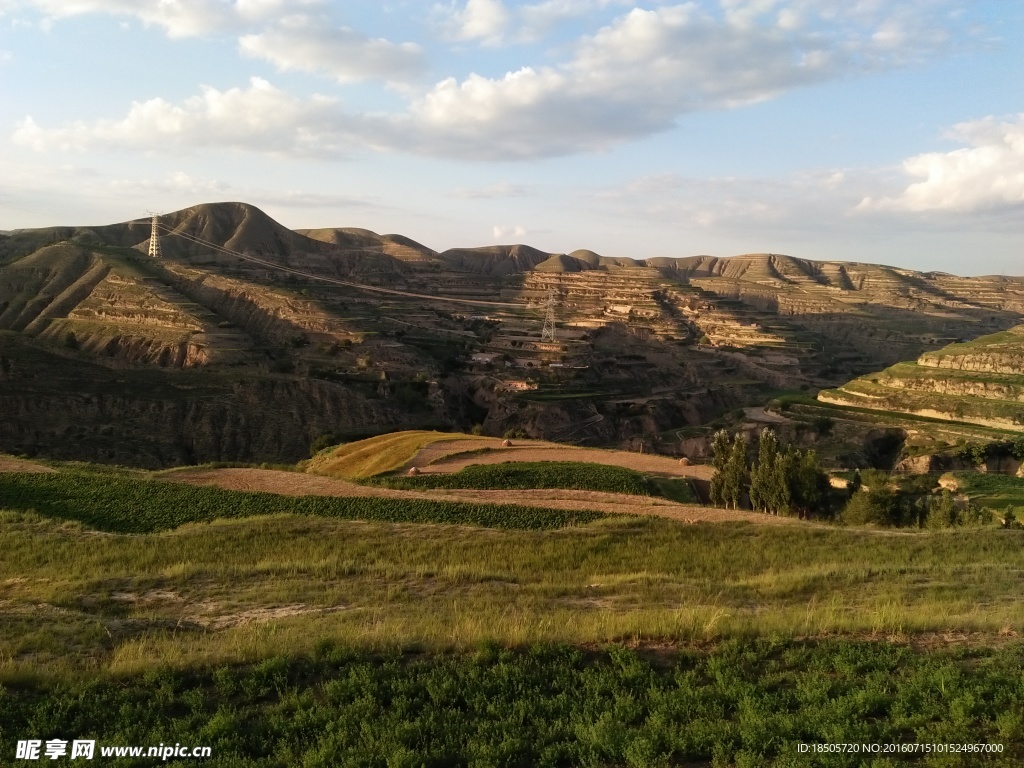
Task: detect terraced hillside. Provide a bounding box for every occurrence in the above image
[819,325,1024,431]
[3,201,1024,465]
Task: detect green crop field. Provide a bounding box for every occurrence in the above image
[372,461,653,496]
[0,471,603,533]
[953,472,1024,510]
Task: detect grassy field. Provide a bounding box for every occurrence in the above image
[2,503,1023,676]
[305,431,489,479]
[3,640,1022,767]
[3,459,1023,764]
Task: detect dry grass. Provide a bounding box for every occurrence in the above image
[305,431,490,480]
[3,510,1023,674]
[0,454,55,473]
[413,441,714,481]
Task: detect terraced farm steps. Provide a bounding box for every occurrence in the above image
[820,325,1024,432]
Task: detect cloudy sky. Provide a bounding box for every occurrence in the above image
[1,1,1021,274]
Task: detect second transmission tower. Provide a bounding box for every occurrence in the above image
[540,286,557,342]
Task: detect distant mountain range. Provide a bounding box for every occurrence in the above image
[2,201,1023,467]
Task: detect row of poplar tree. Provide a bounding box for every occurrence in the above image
[708,428,830,516]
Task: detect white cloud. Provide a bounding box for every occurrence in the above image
[255,190,385,209]
[12,2,974,161]
[239,14,424,84]
[493,224,527,239]
[516,0,627,40]
[444,0,510,44]
[17,0,313,37]
[860,114,1024,213]
[16,1,421,84]
[583,165,892,242]
[107,170,232,197]
[403,2,962,159]
[13,77,352,156]
[455,182,531,198]
[405,5,826,156]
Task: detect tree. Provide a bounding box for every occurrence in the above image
[926,490,958,529]
[709,429,732,507]
[721,434,749,510]
[785,448,828,518]
[745,430,830,517]
[749,429,781,514]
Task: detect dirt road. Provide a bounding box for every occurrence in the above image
[405,439,714,480]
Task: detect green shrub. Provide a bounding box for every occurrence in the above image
[926,490,958,529]
[842,488,903,526]
[813,416,834,435]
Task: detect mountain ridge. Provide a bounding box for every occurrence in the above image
[3,200,1024,467]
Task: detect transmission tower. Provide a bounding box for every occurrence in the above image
[147,212,162,258]
[540,286,557,342]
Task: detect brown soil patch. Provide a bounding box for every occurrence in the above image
[0,455,56,473]
[431,488,797,525]
[165,468,795,526]
[743,407,792,425]
[405,439,714,480]
[166,468,396,498]
[187,602,348,630]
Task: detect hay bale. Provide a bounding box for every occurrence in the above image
[678,457,691,466]
[407,466,421,476]
[502,439,513,447]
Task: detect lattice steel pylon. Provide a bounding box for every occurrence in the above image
[540,286,557,342]
[147,212,162,258]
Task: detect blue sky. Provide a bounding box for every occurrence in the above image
[0,0,1021,274]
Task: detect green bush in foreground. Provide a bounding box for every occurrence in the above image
[371,461,653,495]
[0,472,603,533]
[2,640,1021,767]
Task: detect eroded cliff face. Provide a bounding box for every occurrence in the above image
[156,264,348,347]
[919,352,1024,375]
[0,336,422,467]
[470,379,737,450]
[881,374,1024,402]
